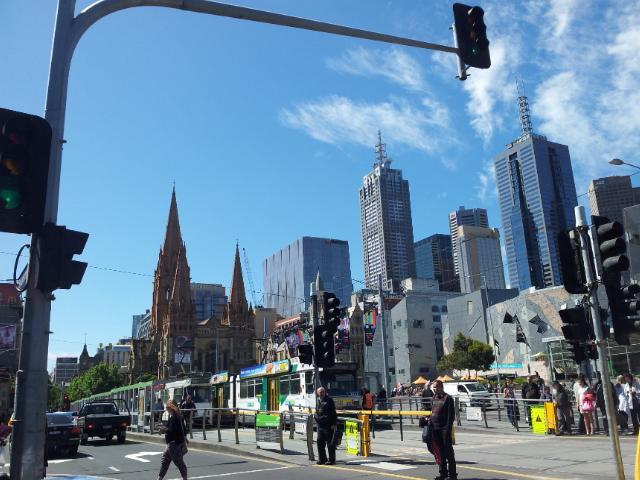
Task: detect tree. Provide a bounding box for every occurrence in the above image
[66,363,123,401]
[437,333,495,378]
[135,373,157,383]
[48,378,62,411]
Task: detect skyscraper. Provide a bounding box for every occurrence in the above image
[360,132,416,292]
[414,234,459,292]
[448,206,489,276]
[191,283,227,321]
[494,90,577,290]
[588,176,635,225]
[457,225,506,293]
[262,237,353,317]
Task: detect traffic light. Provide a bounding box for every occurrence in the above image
[298,344,313,365]
[586,343,598,360]
[453,3,491,69]
[323,292,342,334]
[593,215,639,345]
[0,108,51,234]
[313,325,335,368]
[565,341,587,364]
[37,223,89,292]
[559,307,590,342]
[557,229,588,294]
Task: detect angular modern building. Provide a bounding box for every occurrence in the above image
[457,225,506,293]
[588,175,635,225]
[414,234,459,292]
[262,237,353,317]
[360,133,416,292]
[448,206,489,276]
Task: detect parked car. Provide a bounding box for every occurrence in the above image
[442,381,491,408]
[46,412,80,457]
[77,400,131,445]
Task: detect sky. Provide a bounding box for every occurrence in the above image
[1,0,639,370]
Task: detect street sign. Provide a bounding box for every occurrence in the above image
[345,420,360,455]
[466,406,482,421]
[531,405,547,435]
[255,413,282,451]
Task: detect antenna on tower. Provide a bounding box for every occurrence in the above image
[516,77,533,138]
[374,130,391,168]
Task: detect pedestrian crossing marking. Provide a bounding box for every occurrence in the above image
[365,462,415,471]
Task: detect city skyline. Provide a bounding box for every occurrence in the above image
[1,1,637,368]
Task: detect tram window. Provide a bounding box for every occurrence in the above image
[279,375,290,396]
[240,382,248,398]
[305,373,314,394]
[240,379,262,398]
[192,387,208,402]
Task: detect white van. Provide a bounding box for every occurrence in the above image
[442,382,491,408]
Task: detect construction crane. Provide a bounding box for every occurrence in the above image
[242,247,261,308]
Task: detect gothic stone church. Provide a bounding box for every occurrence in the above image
[129,188,255,381]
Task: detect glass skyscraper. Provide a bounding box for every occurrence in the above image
[414,234,459,292]
[262,237,353,318]
[191,283,227,321]
[494,133,577,290]
[360,134,416,292]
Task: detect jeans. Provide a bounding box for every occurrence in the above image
[317,427,336,464]
[431,428,457,479]
[158,441,187,480]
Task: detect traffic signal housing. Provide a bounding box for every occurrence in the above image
[559,307,591,342]
[0,108,51,234]
[323,292,342,334]
[593,215,639,345]
[37,223,89,292]
[313,325,335,368]
[453,3,491,69]
[557,229,589,294]
[565,341,587,364]
[298,344,313,365]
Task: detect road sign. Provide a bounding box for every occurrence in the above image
[345,420,360,455]
[466,406,482,421]
[531,405,547,435]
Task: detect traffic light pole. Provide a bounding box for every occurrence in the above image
[378,274,390,397]
[575,206,625,480]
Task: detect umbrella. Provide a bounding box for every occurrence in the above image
[412,376,428,385]
[436,374,455,382]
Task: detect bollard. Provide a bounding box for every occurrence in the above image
[279,413,285,454]
[306,414,315,461]
[497,396,502,422]
[202,410,207,440]
[234,408,239,444]
[150,410,155,434]
[360,413,370,457]
[399,410,404,441]
[371,411,376,439]
[454,398,461,427]
[217,409,222,442]
[409,398,414,424]
[482,403,488,428]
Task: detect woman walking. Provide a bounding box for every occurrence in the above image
[158,399,188,480]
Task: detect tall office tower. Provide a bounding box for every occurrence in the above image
[263,237,353,317]
[457,225,506,293]
[414,234,459,292]
[588,176,635,225]
[494,84,577,290]
[191,283,227,321]
[360,132,416,292]
[448,206,489,276]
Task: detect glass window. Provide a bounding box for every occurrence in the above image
[280,375,291,396]
[240,382,248,398]
[412,319,424,328]
[466,301,473,315]
[305,373,314,395]
[47,413,73,426]
[442,306,448,313]
[431,305,440,313]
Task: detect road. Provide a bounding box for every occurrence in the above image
[35,437,595,480]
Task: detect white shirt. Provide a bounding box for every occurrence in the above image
[617,384,631,414]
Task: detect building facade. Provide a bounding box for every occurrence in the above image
[103,344,131,369]
[132,311,149,339]
[414,234,459,292]
[588,175,635,225]
[191,283,227,322]
[457,225,506,293]
[449,206,489,276]
[262,236,352,317]
[54,357,78,386]
[0,284,21,417]
[495,133,577,290]
[360,134,416,292]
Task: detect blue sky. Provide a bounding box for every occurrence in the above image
[1,1,639,369]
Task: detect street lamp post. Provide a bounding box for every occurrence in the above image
[609,158,640,170]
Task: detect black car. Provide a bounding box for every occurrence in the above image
[46,412,80,457]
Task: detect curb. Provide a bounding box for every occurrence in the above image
[125,432,307,465]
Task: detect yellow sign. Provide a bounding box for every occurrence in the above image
[531,405,547,435]
[544,402,557,434]
[345,420,359,455]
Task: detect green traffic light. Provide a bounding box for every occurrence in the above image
[0,187,22,210]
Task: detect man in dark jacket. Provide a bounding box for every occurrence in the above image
[553,382,572,435]
[430,380,456,480]
[594,372,618,433]
[422,382,434,410]
[179,395,196,433]
[315,387,337,465]
[522,376,540,425]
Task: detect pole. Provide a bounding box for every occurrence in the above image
[311,293,320,394]
[575,205,625,480]
[378,275,390,397]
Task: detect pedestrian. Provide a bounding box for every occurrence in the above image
[577,380,596,436]
[616,375,631,433]
[573,375,586,434]
[594,372,617,433]
[553,382,572,435]
[540,386,552,402]
[422,381,434,410]
[157,399,188,480]
[428,380,457,480]
[179,394,196,433]
[361,387,374,410]
[522,376,540,425]
[314,387,337,465]
[503,379,519,428]
[625,373,640,434]
[376,385,387,410]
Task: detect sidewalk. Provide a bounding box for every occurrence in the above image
[128,423,638,479]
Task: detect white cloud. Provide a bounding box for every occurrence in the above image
[326,47,427,92]
[476,160,496,202]
[280,95,453,163]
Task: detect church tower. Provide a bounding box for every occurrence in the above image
[224,244,250,326]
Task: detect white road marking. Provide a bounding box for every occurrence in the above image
[108,466,120,472]
[366,462,415,471]
[46,459,74,464]
[125,451,163,463]
[168,465,292,479]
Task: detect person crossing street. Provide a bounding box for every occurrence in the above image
[427,380,457,480]
[314,387,337,465]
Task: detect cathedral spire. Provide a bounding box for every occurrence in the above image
[162,186,183,258]
[229,243,247,311]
